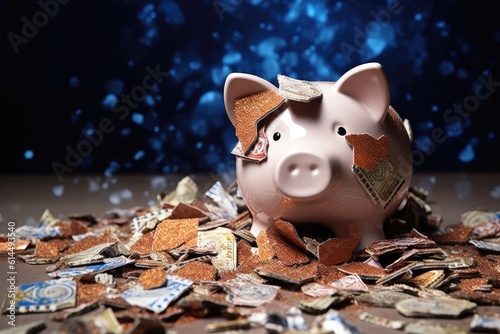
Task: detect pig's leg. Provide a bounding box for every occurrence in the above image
[249,211,274,236]
[356,224,385,250]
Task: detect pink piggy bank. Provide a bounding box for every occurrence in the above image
[224,62,413,249]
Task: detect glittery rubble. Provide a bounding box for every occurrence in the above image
[365,234,437,256]
[175,261,218,282]
[149,250,176,262]
[314,264,347,286]
[430,224,473,244]
[337,261,385,280]
[63,232,119,255]
[0,239,30,251]
[231,258,270,278]
[409,269,445,288]
[174,236,199,251]
[233,90,285,153]
[256,230,275,260]
[35,240,60,259]
[47,239,69,252]
[266,227,310,266]
[135,258,171,268]
[318,224,360,265]
[152,218,198,251]
[138,266,167,289]
[345,134,390,171]
[10,176,500,332]
[54,220,89,237]
[236,239,254,266]
[129,230,154,255]
[274,219,309,252]
[76,282,107,305]
[255,259,318,285]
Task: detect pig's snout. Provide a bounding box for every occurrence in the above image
[274,151,331,199]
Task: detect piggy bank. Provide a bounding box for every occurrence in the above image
[223,63,413,249]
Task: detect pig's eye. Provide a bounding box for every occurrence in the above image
[337,127,347,136]
[273,132,281,141]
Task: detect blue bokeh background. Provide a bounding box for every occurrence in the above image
[1,0,499,178]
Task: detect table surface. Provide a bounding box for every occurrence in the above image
[1,171,500,333]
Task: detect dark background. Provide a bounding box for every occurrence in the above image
[1,0,499,180]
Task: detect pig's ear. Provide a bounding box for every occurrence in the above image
[334,62,390,123]
[224,73,279,125]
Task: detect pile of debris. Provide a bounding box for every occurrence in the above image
[2,176,500,333]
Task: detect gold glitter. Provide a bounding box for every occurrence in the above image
[130,230,154,255]
[470,251,500,282]
[47,239,68,252]
[366,236,437,256]
[0,240,30,251]
[64,232,118,255]
[256,230,275,260]
[135,259,170,268]
[266,227,310,266]
[345,134,389,171]
[35,241,59,259]
[237,239,255,266]
[76,282,107,305]
[410,269,445,288]
[387,106,409,140]
[318,224,360,266]
[315,264,347,286]
[175,261,217,282]
[174,313,204,325]
[431,224,473,244]
[152,218,198,251]
[456,277,490,293]
[119,322,135,332]
[138,266,167,290]
[183,236,198,249]
[234,258,270,276]
[337,261,385,279]
[115,278,138,293]
[54,220,89,237]
[171,237,199,252]
[274,219,308,252]
[233,90,285,153]
[256,260,318,284]
[219,270,237,281]
[150,250,177,263]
